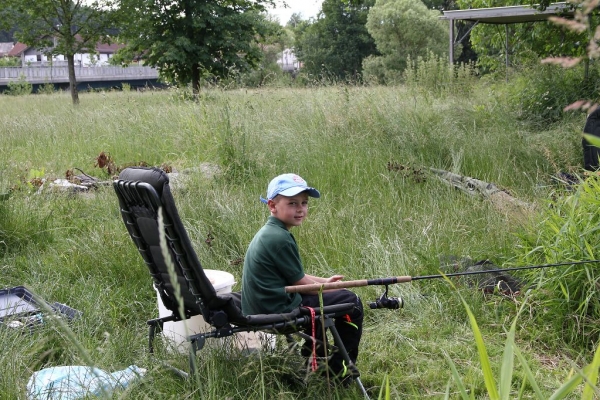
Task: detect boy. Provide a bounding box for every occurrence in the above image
[241,173,363,383]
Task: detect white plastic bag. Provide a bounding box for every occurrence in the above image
[26,365,146,400]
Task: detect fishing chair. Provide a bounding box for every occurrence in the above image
[113,167,368,397]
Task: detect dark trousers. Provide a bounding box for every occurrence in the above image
[583,138,600,170]
[300,289,363,376]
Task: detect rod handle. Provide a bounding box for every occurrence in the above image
[284,276,412,293]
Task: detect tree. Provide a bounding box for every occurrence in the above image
[422,0,457,11]
[0,29,14,42]
[363,0,448,83]
[286,13,311,42]
[0,0,120,104]
[239,13,294,86]
[255,14,292,67]
[115,0,274,95]
[286,12,305,29]
[456,0,592,72]
[294,0,377,80]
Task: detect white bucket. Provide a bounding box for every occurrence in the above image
[156,269,235,353]
[155,269,275,353]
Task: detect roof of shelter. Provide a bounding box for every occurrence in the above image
[440,2,575,24]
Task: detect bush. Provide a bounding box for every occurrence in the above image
[0,57,20,67]
[37,82,55,95]
[507,62,600,126]
[6,74,33,96]
[237,64,291,88]
[362,55,389,85]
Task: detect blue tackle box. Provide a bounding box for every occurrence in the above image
[0,286,81,329]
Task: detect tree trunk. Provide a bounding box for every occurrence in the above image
[66,54,79,105]
[191,64,200,99]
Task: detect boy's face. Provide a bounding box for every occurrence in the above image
[268,191,310,230]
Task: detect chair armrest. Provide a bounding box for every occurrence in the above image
[300,303,354,317]
[241,308,304,325]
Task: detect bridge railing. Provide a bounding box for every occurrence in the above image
[0,66,159,83]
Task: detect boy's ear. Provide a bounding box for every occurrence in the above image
[267,198,277,213]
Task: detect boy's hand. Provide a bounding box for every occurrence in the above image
[326,275,344,283]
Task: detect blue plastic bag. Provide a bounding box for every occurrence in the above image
[26,365,146,400]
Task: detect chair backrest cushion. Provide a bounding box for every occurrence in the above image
[114,167,229,322]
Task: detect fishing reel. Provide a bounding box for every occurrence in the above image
[369,285,403,310]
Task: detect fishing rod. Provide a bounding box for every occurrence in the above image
[285,260,600,308]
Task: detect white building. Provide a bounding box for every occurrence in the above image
[8,40,123,67]
[277,48,301,72]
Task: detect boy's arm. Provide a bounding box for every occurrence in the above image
[303,274,344,284]
[291,274,344,293]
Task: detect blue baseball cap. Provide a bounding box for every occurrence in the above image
[260,173,320,204]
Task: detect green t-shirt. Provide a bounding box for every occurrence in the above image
[241,216,305,315]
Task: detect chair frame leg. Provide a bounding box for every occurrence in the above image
[188,334,206,376]
[147,315,176,353]
[148,324,156,354]
[329,324,369,399]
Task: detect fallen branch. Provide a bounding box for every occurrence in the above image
[430,168,534,219]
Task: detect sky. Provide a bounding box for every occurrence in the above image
[268,0,323,25]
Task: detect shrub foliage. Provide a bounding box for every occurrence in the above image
[516,176,600,346]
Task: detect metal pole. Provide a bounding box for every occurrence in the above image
[449,19,455,64]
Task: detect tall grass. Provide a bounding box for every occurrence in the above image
[0,83,594,399]
[403,52,478,97]
[445,285,600,400]
[515,175,600,347]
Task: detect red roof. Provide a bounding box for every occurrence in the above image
[7,40,124,56]
[96,42,124,53]
[8,42,28,57]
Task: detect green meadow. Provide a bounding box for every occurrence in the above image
[1,81,599,399]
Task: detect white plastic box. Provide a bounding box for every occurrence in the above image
[155,270,274,353]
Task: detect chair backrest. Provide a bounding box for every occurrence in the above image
[113,167,229,324]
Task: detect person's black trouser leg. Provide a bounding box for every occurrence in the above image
[300,290,363,378]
